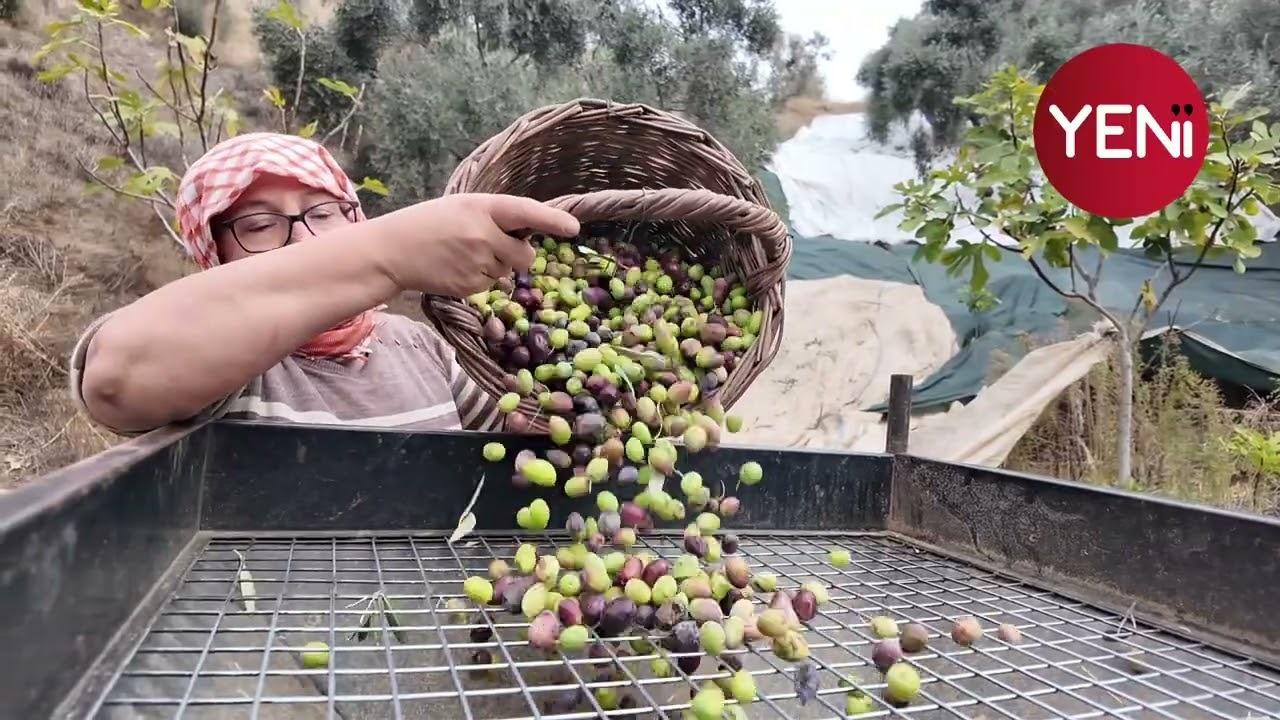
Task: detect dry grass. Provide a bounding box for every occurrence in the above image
[0,19,197,488]
[1006,336,1280,515]
[775,95,867,140]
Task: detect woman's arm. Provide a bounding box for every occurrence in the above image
[80,194,579,433]
[80,225,399,433]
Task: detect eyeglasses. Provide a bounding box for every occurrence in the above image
[215,200,359,254]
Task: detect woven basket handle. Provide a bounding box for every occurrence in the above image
[547,187,788,255]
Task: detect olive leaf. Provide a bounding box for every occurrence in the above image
[381,596,409,644]
[232,549,257,613]
[449,473,485,545]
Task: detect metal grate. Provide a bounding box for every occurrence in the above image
[92,531,1280,720]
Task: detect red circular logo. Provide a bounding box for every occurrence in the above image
[1033,43,1207,219]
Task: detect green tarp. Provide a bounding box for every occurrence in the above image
[758,171,1280,412]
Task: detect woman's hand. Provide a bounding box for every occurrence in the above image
[365,193,581,297]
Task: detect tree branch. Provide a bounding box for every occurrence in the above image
[195,0,222,150]
[77,158,163,204]
[290,26,306,132]
[94,22,131,154]
[82,71,124,147]
[171,3,200,119]
[321,83,367,144]
[954,195,1124,334]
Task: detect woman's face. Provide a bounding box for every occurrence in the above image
[212,173,355,264]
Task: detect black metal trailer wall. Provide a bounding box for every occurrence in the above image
[2,420,1280,720]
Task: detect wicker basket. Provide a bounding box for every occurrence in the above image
[422,98,792,432]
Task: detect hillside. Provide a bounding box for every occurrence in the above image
[0,4,848,488]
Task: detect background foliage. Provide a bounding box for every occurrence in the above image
[860,0,1280,169]
[250,0,828,213]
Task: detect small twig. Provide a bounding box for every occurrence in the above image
[94,22,131,151]
[171,3,200,118]
[290,26,307,132]
[321,83,367,144]
[82,71,124,147]
[76,158,160,203]
[195,0,222,149]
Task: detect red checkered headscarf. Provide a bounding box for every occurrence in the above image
[175,132,377,362]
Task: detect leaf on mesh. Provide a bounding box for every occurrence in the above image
[450,473,485,545]
[232,550,257,613]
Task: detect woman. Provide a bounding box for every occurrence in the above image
[70,132,580,435]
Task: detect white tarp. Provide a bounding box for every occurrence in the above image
[726,276,1113,467]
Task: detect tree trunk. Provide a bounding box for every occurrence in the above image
[1116,329,1134,486]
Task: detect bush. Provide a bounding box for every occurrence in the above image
[1005,338,1268,512]
[861,0,1280,166]
[358,33,545,211]
[333,0,403,73]
[253,6,368,141]
[0,0,19,21]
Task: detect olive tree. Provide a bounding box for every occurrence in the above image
[881,66,1280,484]
[34,0,385,250]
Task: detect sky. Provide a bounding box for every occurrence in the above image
[772,0,924,101]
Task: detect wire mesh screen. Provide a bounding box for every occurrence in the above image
[93,531,1280,720]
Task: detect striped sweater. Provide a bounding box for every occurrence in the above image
[69,312,501,435]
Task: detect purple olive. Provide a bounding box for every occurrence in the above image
[492,576,516,607]
[618,556,644,586]
[547,449,572,469]
[506,412,531,434]
[515,271,532,289]
[582,286,611,308]
[720,534,740,554]
[470,626,493,642]
[599,598,637,637]
[529,610,562,651]
[792,590,817,622]
[720,589,747,615]
[572,444,594,467]
[509,346,531,368]
[719,498,740,518]
[700,373,720,393]
[558,597,583,626]
[634,604,657,629]
[617,466,639,485]
[483,316,505,343]
[585,375,607,394]
[684,534,708,557]
[678,654,702,674]
[642,559,671,586]
[573,395,601,415]
[546,391,574,414]
[527,327,553,364]
[620,503,649,529]
[580,593,606,626]
[596,384,620,406]
[586,533,605,553]
[512,287,536,310]
[567,339,589,356]
[503,575,537,613]
[566,512,586,538]
[511,472,530,489]
[664,620,699,653]
[588,641,612,661]
[574,413,607,441]
[701,323,727,346]
[872,639,904,672]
